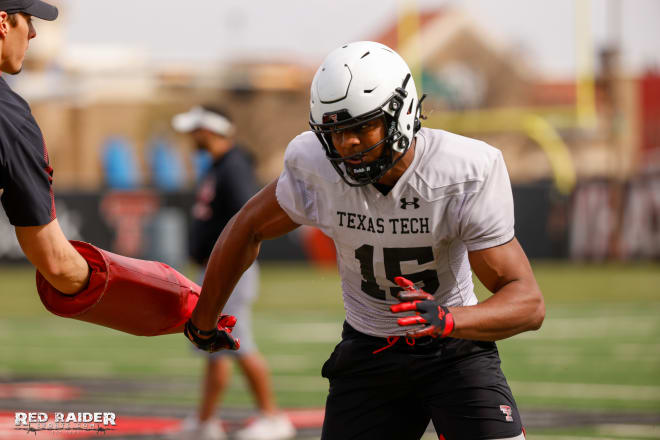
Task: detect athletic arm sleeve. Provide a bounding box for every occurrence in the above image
[459,151,515,251]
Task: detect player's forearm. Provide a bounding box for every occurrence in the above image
[16,219,90,294]
[37,250,89,294]
[191,181,299,331]
[449,280,545,341]
[192,214,260,331]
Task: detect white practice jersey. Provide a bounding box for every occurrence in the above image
[276,127,515,337]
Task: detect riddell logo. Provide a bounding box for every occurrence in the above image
[323,113,339,123]
[499,405,514,422]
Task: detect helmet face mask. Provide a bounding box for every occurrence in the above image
[309,41,422,187]
[328,119,394,186]
[314,107,400,186]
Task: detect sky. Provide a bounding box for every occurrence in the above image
[50,0,660,80]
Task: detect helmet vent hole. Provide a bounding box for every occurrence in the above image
[360,51,370,59]
[364,88,376,94]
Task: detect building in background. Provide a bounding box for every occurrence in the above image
[3,3,658,261]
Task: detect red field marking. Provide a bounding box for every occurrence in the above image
[0,412,180,438]
[236,409,325,430]
[284,408,325,429]
[0,382,80,401]
[0,408,325,439]
[90,416,181,437]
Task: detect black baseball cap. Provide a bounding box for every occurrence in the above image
[0,0,58,21]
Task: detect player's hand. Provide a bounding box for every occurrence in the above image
[184,315,240,352]
[389,276,454,338]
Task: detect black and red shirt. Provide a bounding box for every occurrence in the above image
[188,147,257,265]
[0,75,55,226]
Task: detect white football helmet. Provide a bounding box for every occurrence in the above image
[309,41,423,186]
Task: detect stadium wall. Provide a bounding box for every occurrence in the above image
[1,178,659,264]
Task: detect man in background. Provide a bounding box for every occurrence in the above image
[172,105,295,440]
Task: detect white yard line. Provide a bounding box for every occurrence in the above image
[612,343,660,358]
[267,354,321,370]
[510,381,660,401]
[271,375,328,392]
[226,374,327,392]
[531,436,620,440]
[517,316,659,340]
[57,361,114,377]
[258,322,343,343]
[596,424,660,438]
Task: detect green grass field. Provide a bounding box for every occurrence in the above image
[1,261,659,438]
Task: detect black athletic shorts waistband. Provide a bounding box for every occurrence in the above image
[341,321,463,355]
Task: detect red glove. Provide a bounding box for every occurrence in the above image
[390,276,454,338]
[184,315,240,352]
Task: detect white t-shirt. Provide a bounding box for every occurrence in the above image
[276,127,515,337]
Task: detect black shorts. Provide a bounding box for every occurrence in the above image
[320,322,523,440]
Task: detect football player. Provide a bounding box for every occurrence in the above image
[187,41,544,439]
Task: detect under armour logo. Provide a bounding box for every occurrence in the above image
[400,197,420,209]
[499,405,514,422]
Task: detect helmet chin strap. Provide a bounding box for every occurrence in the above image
[341,108,410,186]
[345,143,393,184]
[343,134,412,186]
